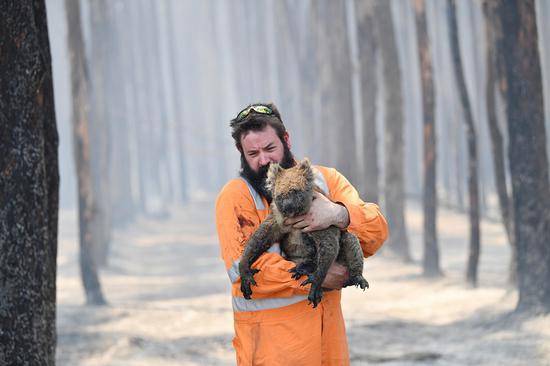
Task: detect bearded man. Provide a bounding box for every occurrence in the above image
[215,103,388,365]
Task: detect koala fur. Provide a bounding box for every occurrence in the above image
[238,158,369,307]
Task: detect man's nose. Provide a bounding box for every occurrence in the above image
[258,153,271,166]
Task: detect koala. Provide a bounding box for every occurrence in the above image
[238,158,369,308]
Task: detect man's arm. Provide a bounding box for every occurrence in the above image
[284,167,389,289]
[216,180,310,299]
[325,168,389,257]
[284,167,388,257]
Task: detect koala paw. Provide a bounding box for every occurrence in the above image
[289,263,313,280]
[307,285,323,308]
[300,274,315,287]
[240,268,260,299]
[344,275,369,290]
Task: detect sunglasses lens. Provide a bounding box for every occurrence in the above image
[237,108,251,121]
[253,106,272,114]
[236,105,273,121]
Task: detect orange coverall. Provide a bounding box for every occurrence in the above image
[215,165,388,365]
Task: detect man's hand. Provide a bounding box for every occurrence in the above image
[284,191,350,232]
[321,262,349,290]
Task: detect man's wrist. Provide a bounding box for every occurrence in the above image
[334,202,350,229]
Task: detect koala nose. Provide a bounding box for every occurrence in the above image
[276,196,296,217]
[282,198,294,211]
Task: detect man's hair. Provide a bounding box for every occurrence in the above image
[230,102,287,151]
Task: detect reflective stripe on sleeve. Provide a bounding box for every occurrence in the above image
[227,244,282,283]
[232,294,308,312]
[313,168,329,195]
[228,261,240,283]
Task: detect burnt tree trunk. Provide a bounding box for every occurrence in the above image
[137,0,161,215]
[280,0,320,164]
[317,0,358,184]
[497,0,550,313]
[355,0,379,203]
[482,0,517,285]
[128,0,151,213]
[109,2,136,227]
[375,0,411,262]
[90,0,112,267]
[414,0,441,277]
[65,0,107,305]
[165,1,188,204]
[145,0,171,216]
[0,1,58,363]
[123,2,146,214]
[448,0,481,287]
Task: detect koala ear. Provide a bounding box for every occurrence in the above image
[299,158,313,175]
[299,158,311,170]
[299,158,314,184]
[268,163,283,178]
[266,163,283,192]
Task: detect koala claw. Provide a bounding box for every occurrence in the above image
[289,263,312,280]
[300,274,315,287]
[344,275,369,290]
[240,268,260,300]
[307,285,323,308]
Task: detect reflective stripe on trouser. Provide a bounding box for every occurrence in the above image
[233,291,350,365]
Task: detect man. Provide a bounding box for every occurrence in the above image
[215,103,388,365]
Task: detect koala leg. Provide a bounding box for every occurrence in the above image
[302,228,340,308]
[239,217,280,299]
[338,231,369,290]
[289,233,317,280]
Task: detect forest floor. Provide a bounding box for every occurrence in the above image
[56,199,550,365]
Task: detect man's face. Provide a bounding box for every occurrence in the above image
[240,125,288,173]
[239,125,294,202]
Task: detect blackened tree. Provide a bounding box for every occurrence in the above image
[498,0,550,313]
[482,0,517,284]
[448,0,481,286]
[355,0,379,203]
[316,0,358,185]
[65,0,107,305]
[375,0,411,262]
[0,1,58,363]
[414,0,441,277]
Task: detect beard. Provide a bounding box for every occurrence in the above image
[239,143,295,204]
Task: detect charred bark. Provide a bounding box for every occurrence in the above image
[482,0,517,285]
[414,0,441,277]
[165,1,188,205]
[497,0,550,313]
[0,1,58,363]
[316,0,358,185]
[89,0,112,267]
[374,0,410,261]
[448,0,481,287]
[109,1,137,227]
[65,0,107,306]
[355,0,379,203]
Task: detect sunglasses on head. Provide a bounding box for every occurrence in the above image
[235,105,273,122]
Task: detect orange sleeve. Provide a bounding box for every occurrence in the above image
[215,180,309,299]
[322,168,389,257]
